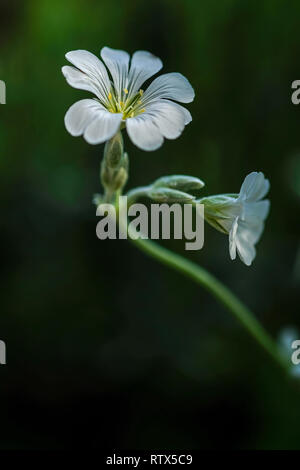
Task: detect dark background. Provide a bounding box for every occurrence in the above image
[0,0,300,450]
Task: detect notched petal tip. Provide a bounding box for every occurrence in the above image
[132,50,163,70]
[169,72,195,103]
[174,73,195,103]
[143,72,195,104]
[126,117,164,151]
[100,46,130,61]
[239,170,271,202]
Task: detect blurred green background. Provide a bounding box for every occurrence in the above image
[0,0,300,450]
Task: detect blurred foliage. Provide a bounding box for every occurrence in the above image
[0,0,300,450]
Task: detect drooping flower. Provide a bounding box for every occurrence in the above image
[200,172,270,266]
[62,47,194,151]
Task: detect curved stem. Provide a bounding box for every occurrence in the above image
[100,133,289,373]
[128,235,290,373]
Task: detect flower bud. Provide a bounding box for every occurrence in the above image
[111,167,128,191]
[148,187,195,203]
[103,131,124,169]
[101,133,129,194]
[153,175,205,191]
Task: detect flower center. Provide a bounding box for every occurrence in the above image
[107,88,145,119]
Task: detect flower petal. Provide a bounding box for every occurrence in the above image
[238,216,265,245]
[142,72,195,104]
[128,50,163,96]
[230,215,265,265]
[243,200,270,221]
[144,100,187,139]
[83,110,122,145]
[65,50,111,103]
[239,172,270,202]
[235,231,257,266]
[62,66,102,98]
[229,216,239,260]
[64,99,106,136]
[164,100,192,125]
[126,115,163,151]
[101,46,130,100]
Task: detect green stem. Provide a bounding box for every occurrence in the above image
[128,234,290,373]
[100,134,289,374]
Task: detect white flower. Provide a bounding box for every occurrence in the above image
[62,47,194,151]
[201,172,270,266]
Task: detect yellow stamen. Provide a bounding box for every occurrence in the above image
[139,89,144,96]
[141,109,145,113]
[108,92,112,100]
[124,88,128,94]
